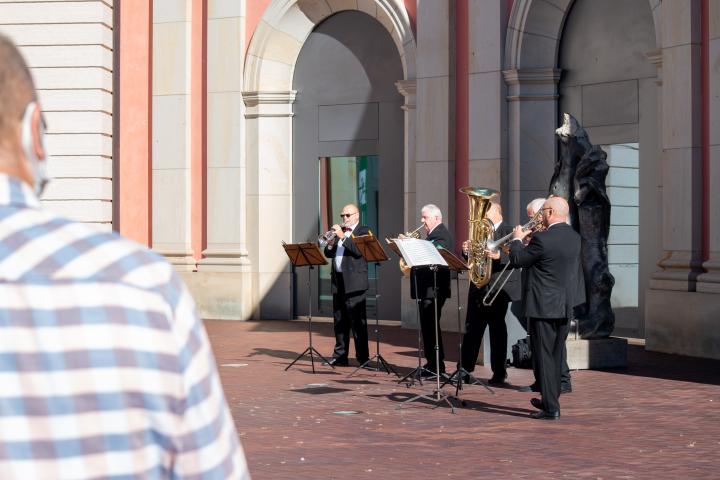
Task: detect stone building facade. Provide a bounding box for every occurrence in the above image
[2,0,718,360]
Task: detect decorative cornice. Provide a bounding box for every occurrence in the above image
[502,68,561,85]
[645,48,662,68]
[241,90,297,107]
[395,79,416,97]
[506,94,559,102]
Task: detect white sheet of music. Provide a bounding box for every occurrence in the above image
[393,238,448,267]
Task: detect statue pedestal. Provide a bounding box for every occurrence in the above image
[566,337,628,370]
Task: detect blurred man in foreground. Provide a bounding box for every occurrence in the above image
[0,34,248,478]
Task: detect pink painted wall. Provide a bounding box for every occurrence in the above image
[245,0,272,55]
[117,0,152,246]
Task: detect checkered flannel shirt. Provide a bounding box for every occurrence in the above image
[0,174,249,479]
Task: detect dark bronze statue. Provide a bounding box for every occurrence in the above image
[550,113,615,339]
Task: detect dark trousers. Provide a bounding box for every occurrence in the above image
[332,274,369,363]
[525,316,571,388]
[419,297,446,371]
[529,317,570,413]
[461,287,509,377]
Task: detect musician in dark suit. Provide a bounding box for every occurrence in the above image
[516,198,573,394]
[509,196,581,420]
[410,204,452,375]
[323,204,370,366]
[460,202,520,385]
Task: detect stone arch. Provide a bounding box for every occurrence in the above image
[503,0,662,338]
[241,0,416,319]
[505,0,662,70]
[244,0,416,92]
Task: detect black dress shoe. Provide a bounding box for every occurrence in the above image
[488,373,508,385]
[323,358,348,367]
[530,397,543,410]
[518,383,540,393]
[561,384,573,394]
[530,410,560,420]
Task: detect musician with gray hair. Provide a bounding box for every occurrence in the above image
[410,204,453,376]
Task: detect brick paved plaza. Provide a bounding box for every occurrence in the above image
[206,319,720,480]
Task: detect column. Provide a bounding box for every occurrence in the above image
[190,0,252,320]
[151,0,194,269]
[698,0,720,292]
[242,91,296,320]
[649,0,703,291]
[645,0,720,360]
[502,68,560,223]
[117,0,151,242]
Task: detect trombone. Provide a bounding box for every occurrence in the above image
[481,212,543,306]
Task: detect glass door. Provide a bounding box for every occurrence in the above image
[318,155,379,316]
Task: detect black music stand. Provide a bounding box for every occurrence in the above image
[394,239,457,413]
[386,238,435,386]
[282,241,332,373]
[437,247,494,400]
[348,234,400,378]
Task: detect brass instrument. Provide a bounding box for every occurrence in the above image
[387,223,425,276]
[485,210,543,252]
[460,186,499,288]
[318,223,348,247]
[482,211,544,306]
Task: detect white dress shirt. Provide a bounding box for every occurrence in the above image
[334,222,358,272]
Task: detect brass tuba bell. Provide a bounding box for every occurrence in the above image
[460,186,499,288]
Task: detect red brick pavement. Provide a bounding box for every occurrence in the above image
[206,319,720,480]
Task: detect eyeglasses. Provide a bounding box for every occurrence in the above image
[340,213,356,218]
[541,207,553,212]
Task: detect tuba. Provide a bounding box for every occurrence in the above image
[460,186,499,288]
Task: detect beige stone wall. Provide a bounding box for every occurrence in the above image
[0,1,113,229]
[151,0,194,268]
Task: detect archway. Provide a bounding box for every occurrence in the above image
[242,0,416,319]
[503,0,661,337]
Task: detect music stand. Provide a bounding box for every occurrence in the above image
[393,239,457,413]
[386,238,434,386]
[437,247,494,399]
[282,241,332,373]
[348,234,400,378]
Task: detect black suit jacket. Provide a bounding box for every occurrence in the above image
[466,223,521,302]
[324,225,371,294]
[410,223,453,300]
[508,222,581,318]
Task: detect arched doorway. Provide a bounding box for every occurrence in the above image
[242,0,416,320]
[292,10,404,320]
[504,0,661,338]
[558,0,659,337]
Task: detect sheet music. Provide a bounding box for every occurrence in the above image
[393,238,448,267]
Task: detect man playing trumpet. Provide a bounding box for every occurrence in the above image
[323,204,371,366]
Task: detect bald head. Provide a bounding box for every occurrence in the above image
[542,196,569,226]
[0,35,36,144]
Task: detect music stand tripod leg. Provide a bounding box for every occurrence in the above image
[285,265,334,373]
[349,262,400,378]
[440,274,495,400]
[398,266,456,413]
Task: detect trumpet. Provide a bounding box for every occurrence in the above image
[481,211,544,306]
[318,223,348,247]
[485,211,543,252]
[386,223,425,275]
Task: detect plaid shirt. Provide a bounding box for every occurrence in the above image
[0,174,249,479]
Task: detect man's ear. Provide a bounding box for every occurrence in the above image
[30,106,46,161]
